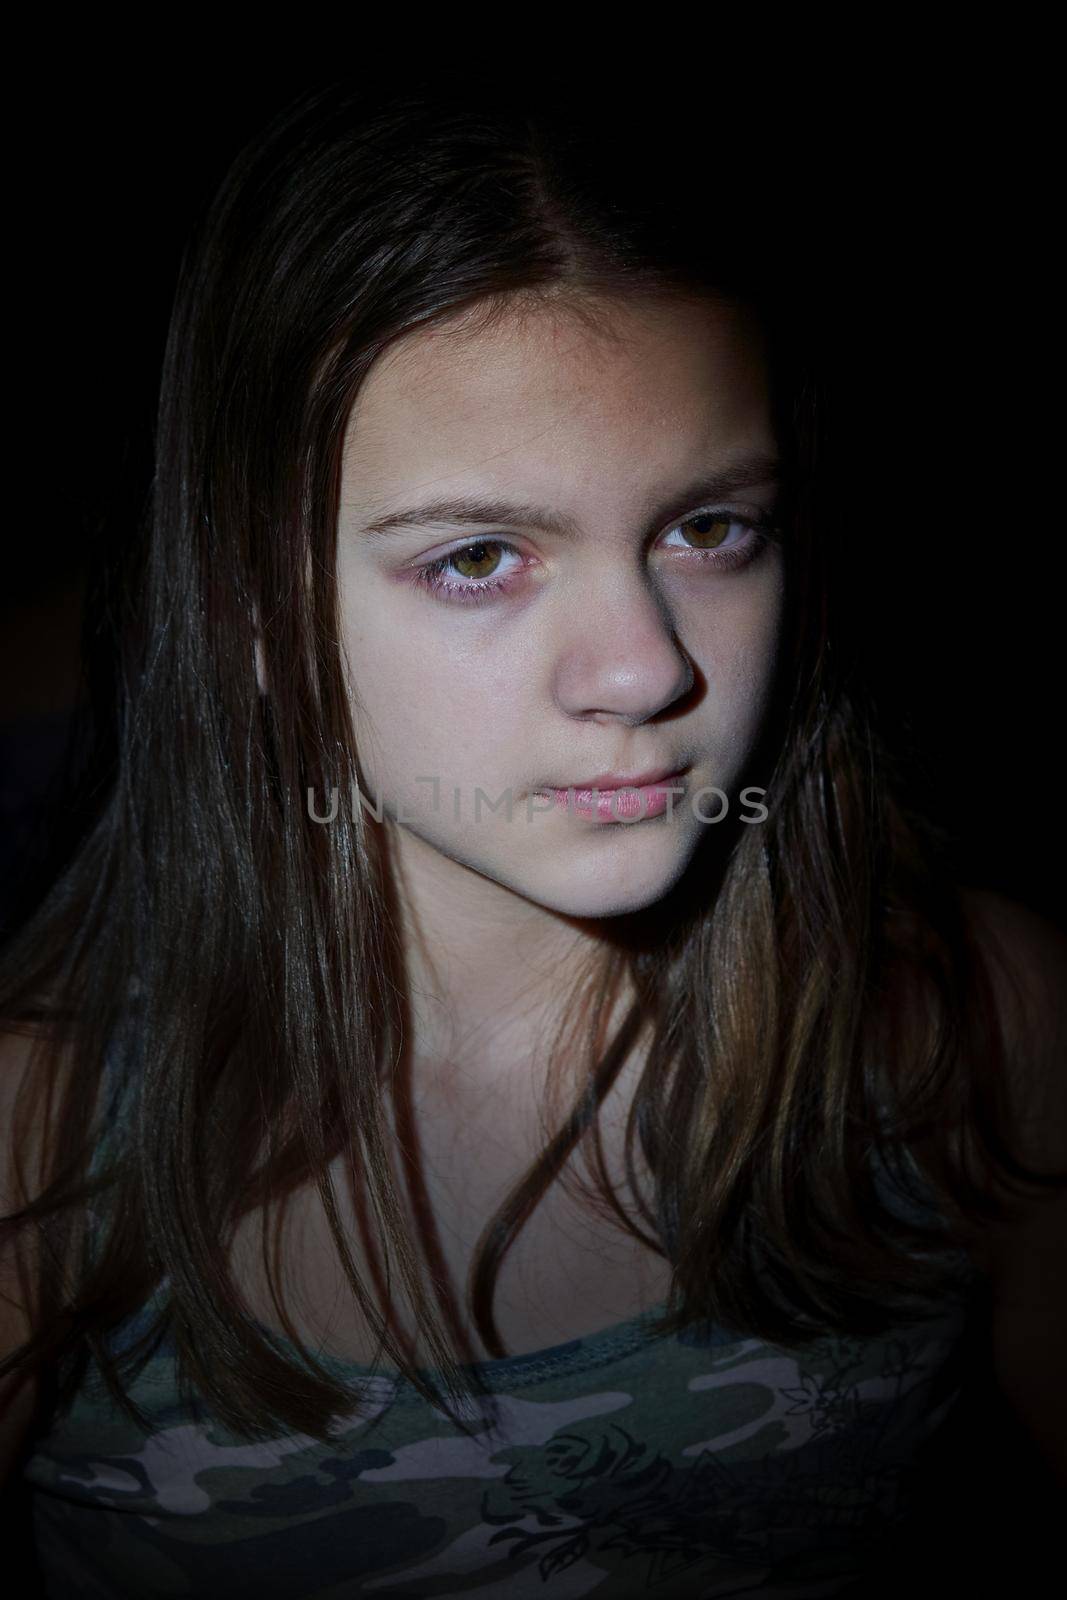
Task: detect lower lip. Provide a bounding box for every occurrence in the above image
[541,776,685,822]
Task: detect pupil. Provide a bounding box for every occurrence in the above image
[690,515,727,547]
[455,540,499,577]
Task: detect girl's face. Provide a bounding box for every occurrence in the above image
[336,293,785,918]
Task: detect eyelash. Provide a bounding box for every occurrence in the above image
[409,508,781,607]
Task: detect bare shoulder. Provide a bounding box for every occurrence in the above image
[957,886,1067,1489]
[960,883,1067,1004]
[958,885,1067,1172]
[0,1023,68,1485]
[0,1021,72,1214]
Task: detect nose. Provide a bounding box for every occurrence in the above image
[550,573,695,726]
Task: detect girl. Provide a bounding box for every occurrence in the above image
[2,76,1064,1598]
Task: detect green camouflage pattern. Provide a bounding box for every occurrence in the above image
[20,1021,982,1595]
[22,1282,975,1597]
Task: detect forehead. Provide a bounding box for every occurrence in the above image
[341,294,774,499]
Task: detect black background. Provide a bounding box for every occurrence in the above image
[4,67,1062,934]
[1,61,1062,1587]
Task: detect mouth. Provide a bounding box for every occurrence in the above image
[537,765,691,823]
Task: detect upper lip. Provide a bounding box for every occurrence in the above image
[547,764,690,791]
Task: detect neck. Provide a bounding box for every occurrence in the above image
[383,822,641,1095]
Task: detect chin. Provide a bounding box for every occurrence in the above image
[514,839,700,920]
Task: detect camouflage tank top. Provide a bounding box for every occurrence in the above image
[19,1022,984,1598]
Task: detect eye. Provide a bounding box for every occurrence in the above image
[406,506,780,608]
[658,507,775,565]
[410,538,526,604]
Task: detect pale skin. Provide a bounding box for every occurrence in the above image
[2,306,1065,1475]
[334,292,786,1098]
[231,290,792,1362]
[1,279,1064,1515]
[327,301,1067,1435]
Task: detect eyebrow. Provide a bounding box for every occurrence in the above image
[356,451,784,542]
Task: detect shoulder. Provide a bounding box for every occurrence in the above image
[0,1026,51,1483]
[1,1022,80,1483]
[956,886,1067,1489]
[1,1021,73,1208]
[958,885,1067,1171]
[959,884,1067,1032]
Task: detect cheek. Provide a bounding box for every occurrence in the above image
[339,596,533,779]
[683,570,784,734]
[339,599,422,764]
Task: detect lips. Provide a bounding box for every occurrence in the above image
[537,768,697,825]
[538,765,690,823]
[552,764,688,791]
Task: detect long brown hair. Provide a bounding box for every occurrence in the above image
[1,75,1059,1447]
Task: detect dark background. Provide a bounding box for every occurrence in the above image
[2,67,1062,1585]
[4,71,1063,938]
